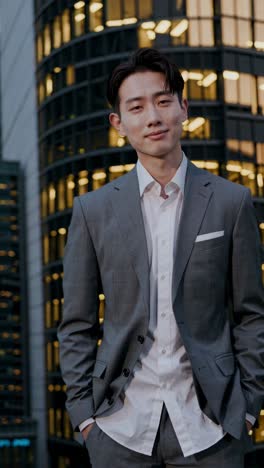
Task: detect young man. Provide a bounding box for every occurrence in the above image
[58,48,264,467]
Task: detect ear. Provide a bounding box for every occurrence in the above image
[109,112,126,137]
[181,98,188,121]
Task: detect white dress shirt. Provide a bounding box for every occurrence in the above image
[80,153,254,455]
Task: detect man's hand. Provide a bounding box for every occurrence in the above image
[82,422,95,441]
[246,420,253,434]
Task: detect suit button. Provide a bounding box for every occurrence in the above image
[122,368,130,377]
[108,398,114,405]
[137,335,145,344]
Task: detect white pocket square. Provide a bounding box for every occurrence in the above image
[195,230,224,242]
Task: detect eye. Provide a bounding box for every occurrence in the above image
[159,99,171,105]
[130,105,142,111]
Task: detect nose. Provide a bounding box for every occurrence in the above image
[146,104,161,127]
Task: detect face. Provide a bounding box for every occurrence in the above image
[109,71,188,162]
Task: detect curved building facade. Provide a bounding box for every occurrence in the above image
[34,0,264,466]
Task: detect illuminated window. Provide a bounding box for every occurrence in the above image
[221,0,251,17]
[106,0,121,24]
[45,301,52,328]
[109,127,126,147]
[37,33,43,62]
[53,298,60,324]
[49,408,55,436]
[170,19,188,45]
[53,16,62,48]
[62,10,71,43]
[92,170,107,190]
[226,161,256,194]
[254,0,264,20]
[227,139,254,158]
[44,24,51,56]
[138,26,154,47]
[257,166,264,197]
[58,179,66,211]
[192,160,219,175]
[257,143,264,164]
[47,343,52,372]
[66,175,75,208]
[74,2,86,36]
[182,70,217,100]
[237,19,252,48]
[224,71,257,114]
[187,0,213,17]
[89,1,103,32]
[58,228,66,258]
[38,82,45,105]
[109,165,125,181]
[46,74,53,96]
[53,341,60,369]
[78,170,89,196]
[255,22,264,51]
[64,411,72,439]
[124,0,136,18]
[188,19,214,46]
[43,234,49,265]
[182,117,210,139]
[224,70,239,103]
[49,183,56,214]
[56,409,62,437]
[258,77,264,114]
[41,189,48,218]
[139,0,152,18]
[66,65,75,86]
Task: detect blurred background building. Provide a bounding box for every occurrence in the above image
[1,0,264,467]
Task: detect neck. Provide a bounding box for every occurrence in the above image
[138,149,183,188]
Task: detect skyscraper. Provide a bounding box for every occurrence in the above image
[0,0,263,466]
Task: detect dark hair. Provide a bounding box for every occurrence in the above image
[107,48,184,112]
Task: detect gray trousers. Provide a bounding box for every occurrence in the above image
[85,405,250,467]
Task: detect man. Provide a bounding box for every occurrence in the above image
[58,48,264,467]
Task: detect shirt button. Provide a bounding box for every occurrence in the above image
[162,349,166,354]
[161,275,166,280]
[161,312,166,318]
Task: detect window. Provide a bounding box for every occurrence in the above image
[188,19,214,46]
[89,1,103,31]
[182,117,210,139]
[255,22,264,50]
[74,2,86,36]
[66,65,75,86]
[254,0,264,20]
[106,0,121,25]
[78,170,89,196]
[92,170,107,190]
[53,16,62,48]
[138,0,152,19]
[182,70,217,100]
[257,143,264,164]
[44,24,51,56]
[226,161,256,194]
[62,9,71,43]
[258,77,264,114]
[37,33,43,62]
[186,0,213,17]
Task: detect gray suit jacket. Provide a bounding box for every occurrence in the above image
[58,160,264,439]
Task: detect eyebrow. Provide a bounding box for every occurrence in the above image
[125,90,173,105]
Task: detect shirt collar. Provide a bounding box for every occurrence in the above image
[136,152,188,198]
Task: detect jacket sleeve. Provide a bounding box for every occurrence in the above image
[231,188,264,420]
[57,196,101,430]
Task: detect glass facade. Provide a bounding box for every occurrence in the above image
[0,161,36,467]
[34,0,264,466]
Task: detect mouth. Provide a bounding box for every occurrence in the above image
[146,130,168,140]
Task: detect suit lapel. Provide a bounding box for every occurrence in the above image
[109,168,150,317]
[172,161,213,304]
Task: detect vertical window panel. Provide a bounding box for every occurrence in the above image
[89,2,103,31]
[138,27,154,47]
[254,0,264,20]
[44,24,51,56]
[41,189,48,218]
[189,19,199,45]
[74,5,85,37]
[45,301,52,328]
[258,77,264,114]
[49,408,55,436]
[199,0,213,16]
[186,0,198,17]
[138,0,152,19]
[221,0,235,15]
[257,143,264,164]
[200,20,214,45]
[239,0,251,18]
[49,183,56,214]
[37,33,43,62]
[224,74,239,103]
[237,20,252,48]
[239,73,251,107]
[107,0,121,20]
[53,16,62,48]
[62,10,71,43]
[251,76,258,114]
[57,180,66,211]
[255,22,264,50]
[124,0,136,18]
[222,18,236,46]
[43,234,49,265]
[66,175,75,208]
[66,65,75,86]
